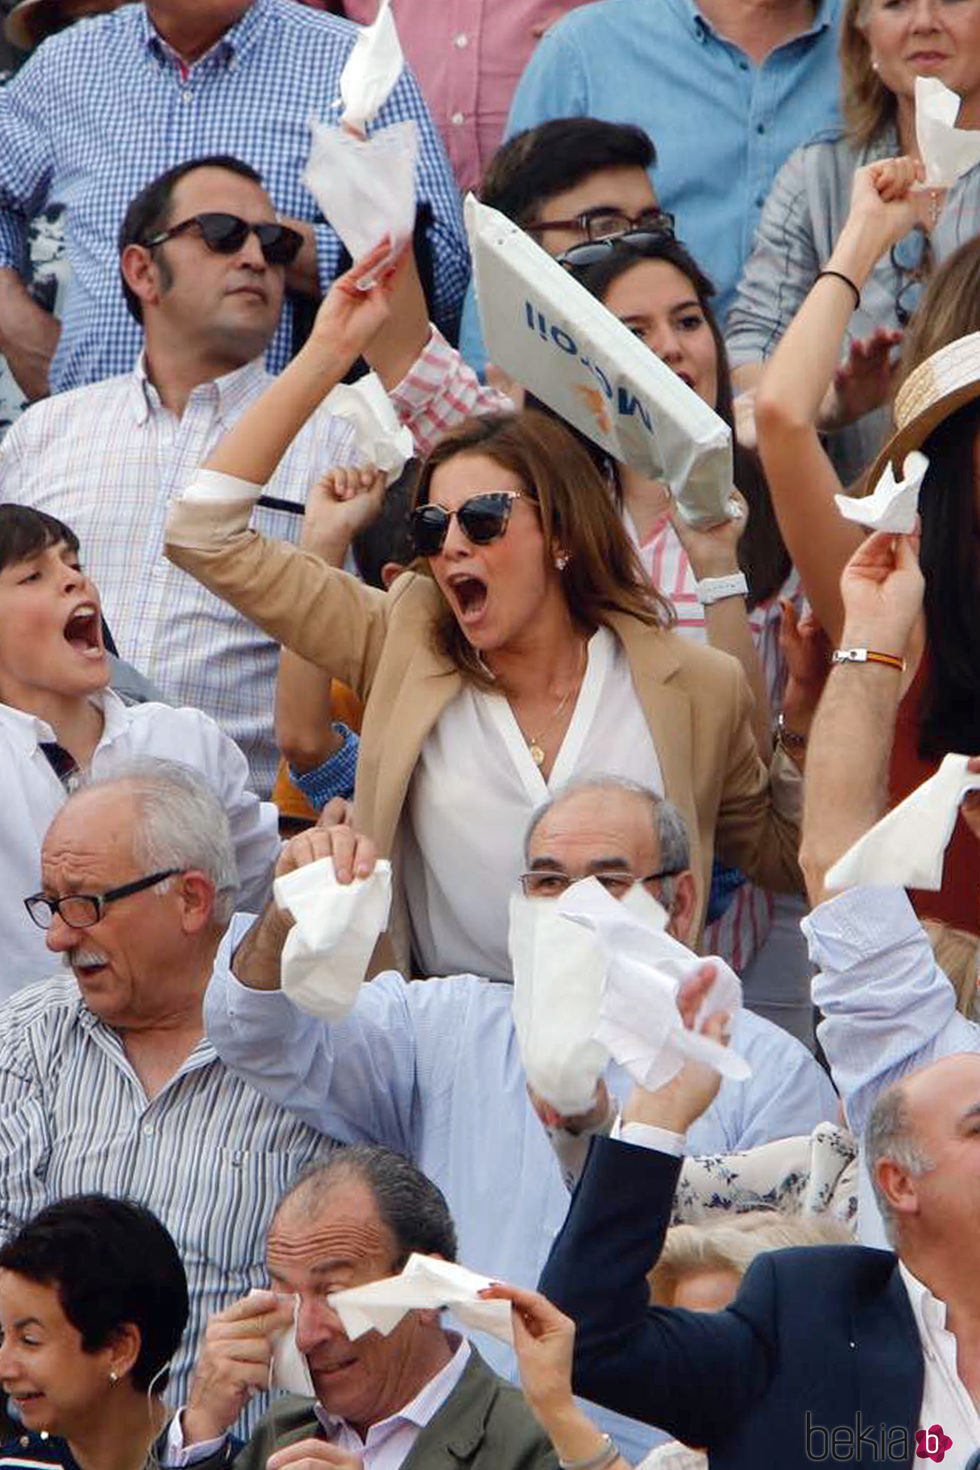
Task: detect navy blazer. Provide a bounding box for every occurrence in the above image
[539,1137,928,1469]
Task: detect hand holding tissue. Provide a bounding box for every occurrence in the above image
[272,856,392,1020]
[916,77,980,189]
[323,373,414,486]
[835,450,928,534]
[825,754,980,891]
[329,1255,513,1345]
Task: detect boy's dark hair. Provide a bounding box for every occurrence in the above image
[0,504,79,575]
[118,154,264,323]
[351,462,419,588]
[480,119,656,228]
[0,1195,189,1393]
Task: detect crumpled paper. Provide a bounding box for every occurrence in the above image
[323,372,415,485]
[825,753,980,892]
[272,856,392,1020]
[559,879,751,1092]
[916,76,980,189]
[835,450,929,534]
[329,1254,514,1345]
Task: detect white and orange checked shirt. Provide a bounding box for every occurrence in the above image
[391,328,802,973]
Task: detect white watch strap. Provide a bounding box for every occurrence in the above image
[695,571,748,605]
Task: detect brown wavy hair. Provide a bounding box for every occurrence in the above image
[841,0,898,148]
[895,237,980,390]
[413,411,675,688]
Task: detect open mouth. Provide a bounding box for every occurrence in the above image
[446,574,488,623]
[62,603,102,659]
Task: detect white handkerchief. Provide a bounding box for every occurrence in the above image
[323,372,414,485]
[329,1254,514,1345]
[559,879,751,1091]
[508,890,609,1115]
[834,450,928,534]
[304,117,418,277]
[825,753,980,891]
[916,76,980,188]
[340,0,404,133]
[270,1296,316,1397]
[272,856,392,1020]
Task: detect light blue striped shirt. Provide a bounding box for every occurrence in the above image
[0,974,339,1424]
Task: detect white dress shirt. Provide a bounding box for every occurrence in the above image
[900,1263,980,1469]
[0,689,279,998]
[0,356,356,795]
[402,625,664,980]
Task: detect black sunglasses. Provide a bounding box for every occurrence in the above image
[142,212,304,266]
[558,221,677,270]
[409,491,533,557]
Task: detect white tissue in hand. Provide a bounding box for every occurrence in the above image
[509,889,609,1116]
[304,116,418,270]
[323,372,414,485]
[329,1254,513,1344]
[916,76,980,188]
[271,1297,316,1397]
[559,878,751,1091]
[340,0,404,133]
[273,856,392,1020]
[825,753,980,891]
[835,450,928,534]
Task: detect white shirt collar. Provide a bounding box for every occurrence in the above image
[0,688,124,757]
[900,1261,952,1338]
[315,1334,471,1446]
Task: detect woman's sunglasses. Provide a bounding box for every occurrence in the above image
[409,491,532,557]
[142,212,305,266]
[558,220,677,270]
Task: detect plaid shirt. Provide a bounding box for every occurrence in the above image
[0,0,469,393]
[0,355,357,796]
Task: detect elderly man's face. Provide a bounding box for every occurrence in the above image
[39,787,200,1026]
[267,1180,434,1434]
[892,1054,980,1243]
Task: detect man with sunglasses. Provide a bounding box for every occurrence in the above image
[0,760,338,1424]
[0,156,363,797]
[203,774,836,1464]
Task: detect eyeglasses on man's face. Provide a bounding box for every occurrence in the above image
[24,868,182,931]
[527,205,674,244]
[142,212,304,266]
[519,867,683,899]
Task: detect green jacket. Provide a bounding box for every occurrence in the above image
[231,1347,558,1470]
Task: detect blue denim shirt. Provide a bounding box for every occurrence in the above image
[461,0,842,373]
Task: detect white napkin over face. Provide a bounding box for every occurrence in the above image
[825,753,980,891]
[329,1254,514,1345]
[272,856,392,1020]
[323,372,414,485]
[559,878,751,1090]
[835,450,929,534]
[916,76,980,188]
[340,0,404,134]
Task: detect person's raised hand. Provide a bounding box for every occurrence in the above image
[275,817,377,888]
[667,488,748,580]
[839,526,924,657]
[527,1079,612,1136]
[824,327,904,429]
[308,240,403,369]
[300,464,388,562]
[184,1290,294,1444]
[479,1282,576,1422]
[267,1440,364,1470]
[622,962,728,1134]
[846,156,945,250]
[779,601,832,736]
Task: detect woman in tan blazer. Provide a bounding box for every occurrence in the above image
[164,251,803,977]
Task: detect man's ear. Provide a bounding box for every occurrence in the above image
[666,869,697,947]
[875,1156,923,1224]
[120,243,165,316]
[175,870,218,935]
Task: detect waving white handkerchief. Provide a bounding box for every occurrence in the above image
[272,856,392,1020]
[835,450,928,534]
[329,1255,514,1344]
[916,76,980,188]
[825,753,980,891]
[509,890,609,1116]
[340,0,404,133]
[304,117,418,278]
[323,373,414,485]
[559,879,751,1090]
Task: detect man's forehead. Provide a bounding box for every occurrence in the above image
[906,1054,980,1128]
[42,791,135,878]
[170,167,274,220]
[537,165,657,222]
[267,1183,394,1271]
[529,788,656,861]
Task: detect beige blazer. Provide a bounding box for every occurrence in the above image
[166,496,802,971]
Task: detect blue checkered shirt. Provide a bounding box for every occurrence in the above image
[0,0,469,392]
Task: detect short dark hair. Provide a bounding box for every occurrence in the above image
[280,1146,458,1266]
[117,154,264,323]
[0,1195,189,1393]
[0,504,79,575]
[480,119,656,228]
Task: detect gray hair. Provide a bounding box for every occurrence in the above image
[650,1209,852,1304]
[524,775,690,906]
[277,1145,458,1265]
[865,1082,934,1247]
[74,759,239,925]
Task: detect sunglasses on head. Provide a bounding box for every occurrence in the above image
[558,221,677,270]
[142,212,304,266]
[409,490,533,557]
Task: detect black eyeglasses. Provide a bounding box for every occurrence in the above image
[24,869,182,931]
[519,866,684,899]
[890,227,931,328]
[409,491,534,557]
[558,223,677,271]
[142,213,304,266]
[527,206,674,243]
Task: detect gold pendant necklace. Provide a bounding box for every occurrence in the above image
[524,641,586,766]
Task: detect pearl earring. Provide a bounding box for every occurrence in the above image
[554,552,569,571]
[109,1370,118,1385]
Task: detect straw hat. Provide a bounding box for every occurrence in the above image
[868,330,980,488]
[4,0,127,51]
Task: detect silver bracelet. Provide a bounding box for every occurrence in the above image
[695,571,748,606]
[559,1434,619,1470]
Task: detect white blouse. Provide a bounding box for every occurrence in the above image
[402,626,663,980]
